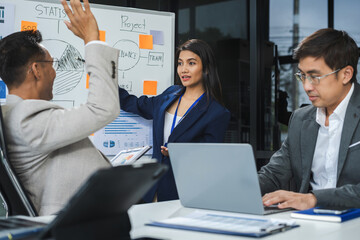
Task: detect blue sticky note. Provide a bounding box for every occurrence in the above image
[0,80,6,98]
[150,30,164,45]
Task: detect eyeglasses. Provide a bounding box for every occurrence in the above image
[294,68,342,85]
[36,57,59,70]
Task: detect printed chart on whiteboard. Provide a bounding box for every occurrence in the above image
[93,110,153,156]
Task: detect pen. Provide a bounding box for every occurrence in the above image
[75,56,85,62]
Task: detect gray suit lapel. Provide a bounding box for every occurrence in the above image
[337,84,360,179]
[300,115,319,191]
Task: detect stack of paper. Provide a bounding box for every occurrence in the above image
[147,211,298,237]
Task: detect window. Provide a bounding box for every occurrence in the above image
[269,0,328,144]
[177,0,249,144]
[270,0,327,57]
[334,0,360,81]
[177,0,247,44]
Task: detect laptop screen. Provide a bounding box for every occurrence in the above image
[168,143,265,215]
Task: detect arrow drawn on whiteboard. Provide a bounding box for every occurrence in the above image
[122,72,125,79]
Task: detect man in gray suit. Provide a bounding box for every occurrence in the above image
[0,0,120,215]
[259,28,360,210]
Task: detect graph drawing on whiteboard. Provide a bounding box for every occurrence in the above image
[42,39,84,95]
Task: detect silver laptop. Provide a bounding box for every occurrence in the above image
[168,143,288,215]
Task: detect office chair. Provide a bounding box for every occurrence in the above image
[0,104,38,217]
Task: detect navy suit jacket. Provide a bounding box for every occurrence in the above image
[119,85,230,202]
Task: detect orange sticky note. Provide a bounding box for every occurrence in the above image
[86,74,90,89]
[143,81,157,95]
[99,30,106,42]
[139,35,153,49]
[21,21,37,31]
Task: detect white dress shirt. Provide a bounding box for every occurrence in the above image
[310,83,354,190]
[163,111,181,145]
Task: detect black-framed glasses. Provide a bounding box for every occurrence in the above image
[294,68,342,85]
[36,57,59,69]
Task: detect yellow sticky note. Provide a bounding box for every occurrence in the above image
[99,30,106,42]
[21,21,37,31]
[86,74,90,89]
[139,35,153,49]
[143,81,157,95]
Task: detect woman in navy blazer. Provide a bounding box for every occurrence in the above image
[119,39,230,202]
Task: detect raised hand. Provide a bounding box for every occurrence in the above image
[61,0,99,44]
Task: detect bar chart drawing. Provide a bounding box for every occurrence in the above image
[93,110,153,156]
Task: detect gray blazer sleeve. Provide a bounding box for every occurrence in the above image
[258,135,293,195]
[16,44,120,153]
[258,106,315,196]
[313,184,360,208]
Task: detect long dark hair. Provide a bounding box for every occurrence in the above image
[175,39,224,104]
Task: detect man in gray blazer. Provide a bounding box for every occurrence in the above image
[259,28,360,210]
[0,0,119,215]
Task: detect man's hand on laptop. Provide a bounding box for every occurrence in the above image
[61,0,100,44]
[262,190,317,210]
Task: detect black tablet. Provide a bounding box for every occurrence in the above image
[40,162,167,240]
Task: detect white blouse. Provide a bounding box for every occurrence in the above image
[163,111,181,145]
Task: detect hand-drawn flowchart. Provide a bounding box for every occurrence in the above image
[113,14,167,97]
[0,0,175,155]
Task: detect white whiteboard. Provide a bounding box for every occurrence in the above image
[0,0,175,155]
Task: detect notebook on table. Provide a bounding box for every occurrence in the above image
[291,208,360,222]
[0,162,168,240]
[167,143,289,215]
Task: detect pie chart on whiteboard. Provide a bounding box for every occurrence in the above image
[42,39,85,95]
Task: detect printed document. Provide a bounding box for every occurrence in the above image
[148,211,298,237]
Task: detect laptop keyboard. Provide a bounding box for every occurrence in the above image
[264,206,292,215]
